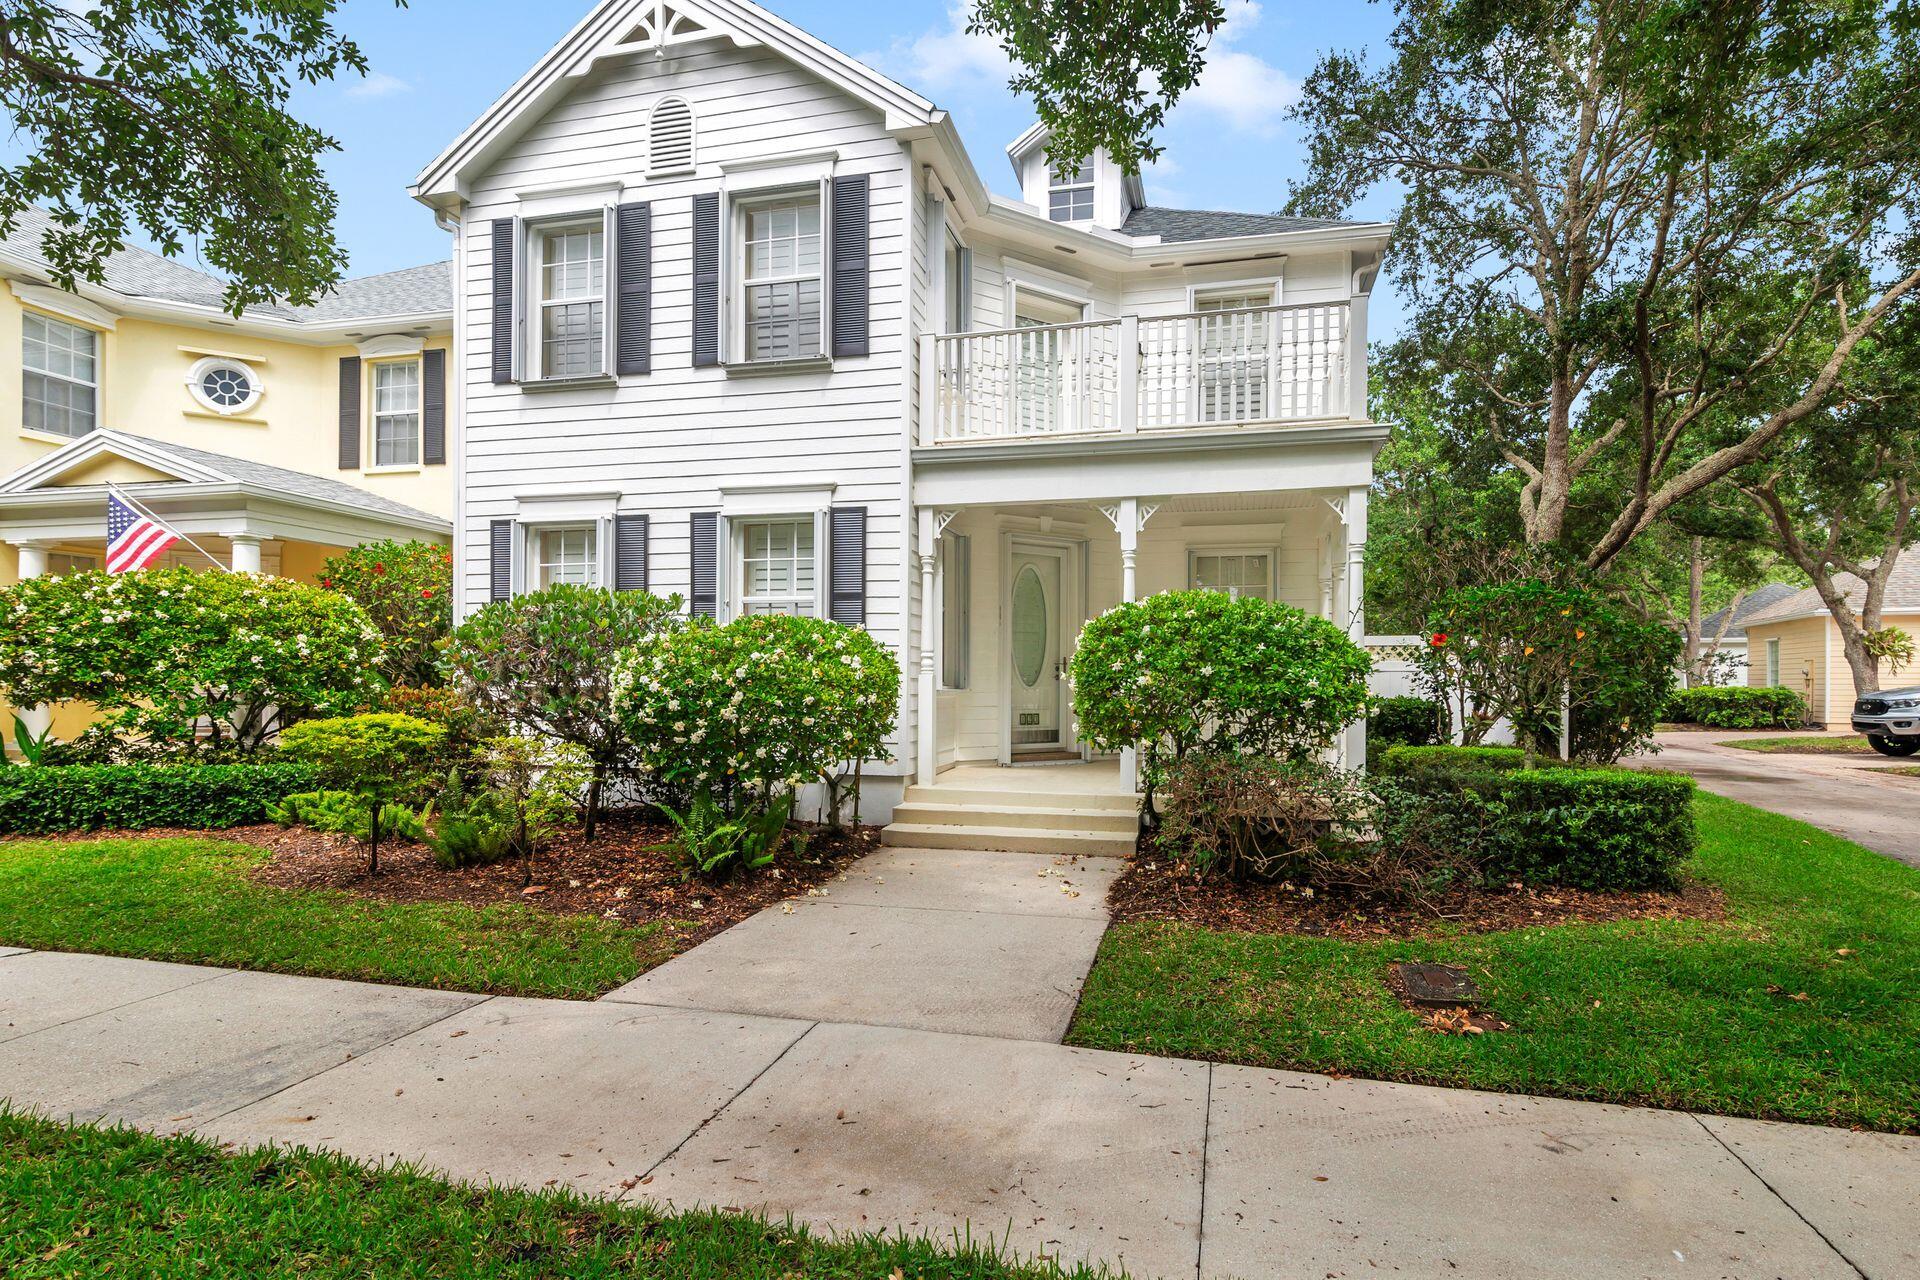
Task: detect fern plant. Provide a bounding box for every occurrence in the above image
[659,791,791,882]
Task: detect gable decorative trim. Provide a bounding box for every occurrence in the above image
[10,281,118,331]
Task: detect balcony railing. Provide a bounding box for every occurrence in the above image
[919,301,1352,444]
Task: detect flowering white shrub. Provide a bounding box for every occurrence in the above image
[0,566,383,755]
[612,614,900,816]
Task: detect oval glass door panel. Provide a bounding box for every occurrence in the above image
[1012,565,1048,687]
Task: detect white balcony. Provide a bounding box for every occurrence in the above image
[918,301,1355,445]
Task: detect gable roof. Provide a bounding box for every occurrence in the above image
[1120,206,1365,242]
[1,205,450,328]
[1699,582,1800,640]
[1742,561,1920,628]
[0,430,446,530]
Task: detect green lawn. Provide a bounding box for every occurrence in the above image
[1719,733,1876,754]
[0,837,673,999]
[0,1110,1110,1280]
[1067,794,1920,1132]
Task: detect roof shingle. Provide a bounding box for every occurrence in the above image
[1120,206,1362,242]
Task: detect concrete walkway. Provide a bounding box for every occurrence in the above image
[1641,730,1920,869]
[4,850,1917,1280]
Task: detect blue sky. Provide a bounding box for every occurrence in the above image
[296,0,1404,330]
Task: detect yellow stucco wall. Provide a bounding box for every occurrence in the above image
[0,288,453,519]
[1745,614,1920,724]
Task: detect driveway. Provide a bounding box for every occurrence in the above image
[1641,729,1920,869]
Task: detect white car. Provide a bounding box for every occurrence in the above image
[1852,687,1920,756]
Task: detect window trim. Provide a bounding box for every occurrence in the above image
[729,184,829,366]
[1188,545,1278,601]
[729,512,825,619]
[184,355,263,417]
[22,308,100,440]
[368,356,424,471]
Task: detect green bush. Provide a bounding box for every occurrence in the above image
[1371,695,1445,749]
[267,790,428,844]
[426,769,514,869]
[613,614,900,834]
[278,713,446,875]
[1070,590,1371,807]
[0,762,318,833]
[1380,746,1695,890]
[319,540,454,687]
[0,566,384,756]
[1665,685,1807,729]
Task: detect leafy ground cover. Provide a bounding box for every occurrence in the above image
[1067,795,1920,1131]
[1872,766,1920,780]
[0,1109,1111,1280]
[0,836,672,999]
[1718,734,1875,755]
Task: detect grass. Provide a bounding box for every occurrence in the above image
[0,837,677,999]
[1874,765,1920,779]
[1718,733,1876,754]
[0,1109,1111,1280]
[1066,794,1920,1132]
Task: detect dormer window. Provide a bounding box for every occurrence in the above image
[1048,163,1094,222]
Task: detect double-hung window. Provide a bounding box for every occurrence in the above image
[23,311,98,438]
[1191,550,1273,601]
[739,194,823,362]
[534,525,598,588]
[538,224,605,378]
[1048,163,1094,222]
[1766,638,1782,687]
[737,517,816,615]
[372,360,422,467]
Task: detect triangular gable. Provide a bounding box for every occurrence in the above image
[411,0,936,202]
[0,430,230,495]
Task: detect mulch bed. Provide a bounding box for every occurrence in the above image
[1107,854,1725,940]
[20,814,879,951]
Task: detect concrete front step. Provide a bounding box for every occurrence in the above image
[880,823,1136,857]
[900,784,1138,812]
[888,800,1139,834]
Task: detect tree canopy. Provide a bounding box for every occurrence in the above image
[0,0,402,312]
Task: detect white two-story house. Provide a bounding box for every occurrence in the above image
[410,0,1389,829]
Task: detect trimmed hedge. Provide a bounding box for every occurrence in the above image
[0,763,319,834]
[1371,695,1444,747]
[1380,745,1696,890]
[1665,685,1807,730]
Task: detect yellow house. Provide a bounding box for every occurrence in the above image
[0,207,454,739]
[1743,565,1920,725]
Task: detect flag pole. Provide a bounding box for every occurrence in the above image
[107,485,228,571]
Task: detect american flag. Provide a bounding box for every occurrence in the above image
[106,491,181,573]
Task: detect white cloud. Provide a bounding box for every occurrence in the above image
[1177,1,1296,136]
[864,4,1014,99]
[345,71,411,101]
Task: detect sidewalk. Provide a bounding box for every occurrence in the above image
[3,945,1914,1277]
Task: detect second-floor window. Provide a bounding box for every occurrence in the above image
[372,360,422,467]
[1048,163,1094,222]
[739,194,822,362]
[539,224,605,378]
[23,311,97,438]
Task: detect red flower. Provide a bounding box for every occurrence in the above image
[1429,632,1449,647]
[373,563,387,576]
[421,588,434,599]
[320,577,333,589]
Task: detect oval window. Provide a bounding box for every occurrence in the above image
[1012,565,1048,688]
[186,356,262,415]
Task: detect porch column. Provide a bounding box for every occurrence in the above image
[1116,498,1141,794]
[1343,485,1370,769]
[915,506,939,788]
[8,541,55,743]
[228,533,263,574]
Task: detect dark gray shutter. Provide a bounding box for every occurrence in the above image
[488,519,513,602]
[422,348,447,465]
[829,506,867,625]
[691,193,721,368]
[830,175,870,358]
[689,511,718,617]
[490,219,516,384]
[337,356,360,469]
[614,513,649,592]
[615,203,652,375]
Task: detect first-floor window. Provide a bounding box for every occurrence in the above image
[738,517,816,615]
[372,360,422,466]
[47,552,98,576]
[941,532,970,688]
[23,311,98,438]
[1191,551,1272,601]
[739,194,823,362]
[1766,637,1781,687]
[535,525,598,588]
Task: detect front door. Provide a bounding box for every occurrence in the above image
[1009,546,1066,750]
